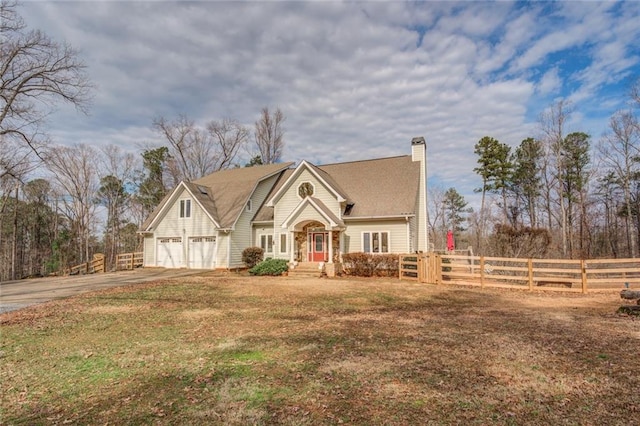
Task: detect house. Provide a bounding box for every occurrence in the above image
[139,136,429,273]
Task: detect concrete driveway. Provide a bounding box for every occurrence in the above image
[0,268,207,314]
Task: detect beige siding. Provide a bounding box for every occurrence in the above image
[216,232,230,268]
[153,187,216,237]
[254,227,290,261]
[274,231,291,261]
[147,186,218,267]
[143,236,154,266]
[288,203,331,228]
[409,216,417,253]
[342,220,410,254]
[229,175,280,267]
[274,168,341,229]
[271,167,343,262]
[253,225,275,259]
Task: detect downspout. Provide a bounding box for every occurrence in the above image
[406,216,411,253]
[227,231,232,269]
[213,230,220,268]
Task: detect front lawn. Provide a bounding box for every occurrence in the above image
[1,273,637,425]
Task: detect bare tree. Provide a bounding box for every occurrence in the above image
[206,118,249,171]
[539,99,572,257]
[427,186,446,250]
[254,107,285,164]
[631,77,640,109]
[98,145,137,267]
[153,115,198,182]
[153,115,248,181]
[0,0,92,179]
[46,144,99,265]
[599,111,640,257]
[100,144,137,185]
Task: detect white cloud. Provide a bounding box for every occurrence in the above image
[16,0,640,211]
[537,67,562,95]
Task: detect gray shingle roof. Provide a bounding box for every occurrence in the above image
[141,162,294,231]
[318,155,420,218]
[192,162,294,228]
[141,154,420,232]
[254,155,420,221]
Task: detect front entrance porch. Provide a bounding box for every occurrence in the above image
[291,221,341,264]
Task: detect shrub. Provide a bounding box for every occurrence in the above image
[249,258,289,276]
[242,246,264,268]
[342,252,399,277]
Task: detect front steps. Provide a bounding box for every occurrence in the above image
[288,262,324,278]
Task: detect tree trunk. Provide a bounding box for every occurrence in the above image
[11,186,18,280]
[478,186,486,255]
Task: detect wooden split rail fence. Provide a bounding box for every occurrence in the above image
[66,253,105,275]
[115,252,144,270]
[399,253,640,293]
[62,252,143,275]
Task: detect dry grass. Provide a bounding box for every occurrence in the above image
[1,272,638,425]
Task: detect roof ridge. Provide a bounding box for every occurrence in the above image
[318,154,410,167]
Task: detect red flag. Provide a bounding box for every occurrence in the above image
[446,229,454,251]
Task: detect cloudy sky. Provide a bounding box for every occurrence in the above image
[19,0,640,208]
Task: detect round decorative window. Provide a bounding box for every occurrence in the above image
[298,182,314,198]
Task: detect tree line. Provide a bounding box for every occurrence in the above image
[0,111,284,281]
[430,89,640,260]
[0,0,286,280]
[2,0,638,282]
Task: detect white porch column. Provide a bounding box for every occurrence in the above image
[328,230,333,263]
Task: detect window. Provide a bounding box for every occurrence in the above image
[362,231,389,253]
[260,234,273,254]
[280,234,287,253]
[246,199,252,212]
[180,199,191,218]
[298,182,314,198]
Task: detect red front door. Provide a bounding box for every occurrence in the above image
[309,232,327,262]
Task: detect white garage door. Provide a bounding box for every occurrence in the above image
[157,237,184,268]
[189,237,216,269]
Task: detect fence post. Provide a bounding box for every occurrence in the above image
[417,255,423,282]
[130,254,134,270]
[430,253,436,283]
[480,256,485,288]
[435,254,442,284]
[398,255,402,280]
[581,259,588,294]
[528,258,534,291]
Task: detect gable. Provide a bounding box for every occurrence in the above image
[281,197,345,231]
[143,184,220,235]
[286,168,343,206]
[266,161,347,207]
